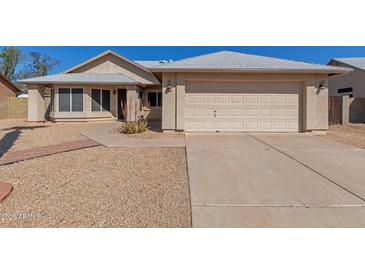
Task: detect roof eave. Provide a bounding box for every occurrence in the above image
[18,80,141,85]
[0,73,21,94]
[329,58,364,72]
[61,50,155,75]
[150,68,352,74]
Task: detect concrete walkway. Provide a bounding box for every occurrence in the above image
[81,122,185,148]
[0,139,100,166]
[186,133,365,227]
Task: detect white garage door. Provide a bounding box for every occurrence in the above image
[185,81,301,132]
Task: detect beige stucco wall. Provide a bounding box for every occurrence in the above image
[329,67,365,98]
[161,72,329,132]
[28,84,46,122]
[68,53,160,85]
[328,63,365,123]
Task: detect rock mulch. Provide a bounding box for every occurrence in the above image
[321,123,365,150]
[114,120,184,140]
[0,146,191,228]
[0,120,104,153]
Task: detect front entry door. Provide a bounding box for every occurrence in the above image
[117,89,127,120]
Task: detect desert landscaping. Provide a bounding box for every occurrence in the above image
[321,123,365,150]
[0,120,191,227]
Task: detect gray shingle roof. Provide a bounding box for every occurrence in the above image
[18,73,139,85]
[152,51,351,73]
[331,57,365,70]
[135,60,167,68]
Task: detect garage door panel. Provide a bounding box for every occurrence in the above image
[187,107,201,117]
[216,108,229,116]
[260,121,273,130]
[272,108,286,117]
[216,95,230,104]
[245,108,259,116]
[287,108,299,117]
[288,95,299,104]
[201,95,215,104]
[201,108,214,117]
[273,95,287,104]
[231,108,243,116]
[246,121,259,130]
[260,108,272,116]
[259,95,273,104]
[273,121,286,129]
[245,95,259,104]
[202,121,215,129]
[185,81,301,132]
[230,121,243,129]
[231,95,244,104]
[185,121,200,130]
[187,95,201,104]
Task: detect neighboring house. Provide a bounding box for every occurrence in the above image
[0,72,21,97]
[19,50,350,133]
[328,57,365,123]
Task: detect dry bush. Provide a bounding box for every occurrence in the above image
[118,119,148,134]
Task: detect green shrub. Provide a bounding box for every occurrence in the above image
[119,120,148,134]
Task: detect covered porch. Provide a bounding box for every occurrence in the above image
[23,73,162,122]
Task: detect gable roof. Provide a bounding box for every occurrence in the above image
[151,51,351,74]
[62,50,155,74]
[0,72,21,95]
[330,57,365,71]
[19,73,139,85]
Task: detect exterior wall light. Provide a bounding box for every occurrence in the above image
[166,80,172,92]
[319,80,326,90]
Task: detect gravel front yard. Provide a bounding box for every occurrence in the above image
[321,123,365,150]
[0,146,191,227]
[0,120,105,154]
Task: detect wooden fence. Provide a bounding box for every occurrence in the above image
[0,97,28,120]
[328,96,342,125]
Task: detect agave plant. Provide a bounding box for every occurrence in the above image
[119,117,148,134]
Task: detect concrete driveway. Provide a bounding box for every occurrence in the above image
[186,133,365,227]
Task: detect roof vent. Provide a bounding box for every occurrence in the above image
[159,59,174,64]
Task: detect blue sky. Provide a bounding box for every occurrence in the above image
[3,46,365,74]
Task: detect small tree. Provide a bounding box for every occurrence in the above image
[19,51,60,78]
[0,47,21,81]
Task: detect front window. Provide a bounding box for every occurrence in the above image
[147,92,162,107]
[92,89,110,112]
[59,88,83,112]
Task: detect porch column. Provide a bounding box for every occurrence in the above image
[28,84,45,122]
[341,95,351,125]
[126,86,139,121]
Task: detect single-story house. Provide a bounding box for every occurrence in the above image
[19,50,350,133]
[0,72,21,97]
[328,57,365,123]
